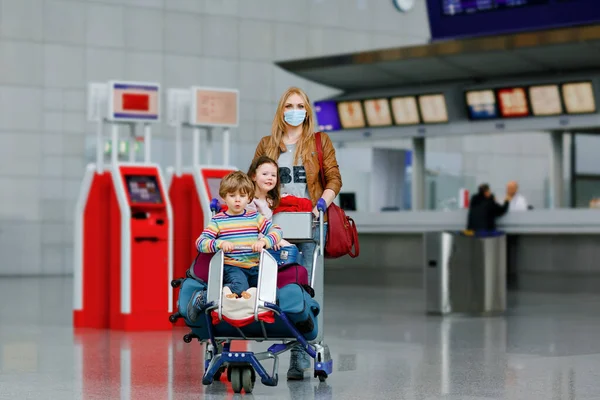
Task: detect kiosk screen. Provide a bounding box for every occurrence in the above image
[125,175,163,204]
[206,177,225,203]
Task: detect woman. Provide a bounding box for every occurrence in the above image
[252,86,342,381]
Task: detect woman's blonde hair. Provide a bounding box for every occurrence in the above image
[266,87,315,165]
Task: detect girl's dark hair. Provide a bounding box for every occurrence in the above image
[247,155,281,210]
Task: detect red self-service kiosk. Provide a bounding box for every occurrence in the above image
[109,164,173,331]
[75,80,171,331]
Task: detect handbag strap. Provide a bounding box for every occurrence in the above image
[315,132,326,189]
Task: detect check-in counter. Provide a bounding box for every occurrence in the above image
[325,210,600,291]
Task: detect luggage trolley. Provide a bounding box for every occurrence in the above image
[173,198,333,394]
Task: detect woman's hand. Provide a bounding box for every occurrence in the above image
[312,207,319,219]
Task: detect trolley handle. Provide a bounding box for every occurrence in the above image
[316,198,327,256]
[219,245,261,253]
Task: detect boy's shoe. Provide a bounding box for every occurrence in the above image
[187,290,205,323]
[287,347,311,380]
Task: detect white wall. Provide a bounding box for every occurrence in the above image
[0,0,431,275]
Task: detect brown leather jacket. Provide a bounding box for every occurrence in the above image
[253,132,343,206]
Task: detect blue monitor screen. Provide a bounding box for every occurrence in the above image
[442,0,548,16]
[314,100,342,132]
[428,0,600,40]
[465,90,499,119]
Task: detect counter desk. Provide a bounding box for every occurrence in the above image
[325,209,600,290]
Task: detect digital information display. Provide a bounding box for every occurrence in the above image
[497,87,530,117]
[190,87,239,127]
[466,90,498,119]
[125,175,163,204]
[109,82,160,122]
[443,0,548,16]
[428,0,600,41]
[363,98,393,127]
[562,82,596,114]
[529,84,562,116]
[314,100,342,131]
[391,96,420,125]
[418,94,449,123]
[337,101,366,129]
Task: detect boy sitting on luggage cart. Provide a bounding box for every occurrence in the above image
[187,171,282,322]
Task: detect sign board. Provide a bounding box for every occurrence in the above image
[87,82,108,122]
[190,87,239,127]
[107,81,160,123]
[167,88,191,127]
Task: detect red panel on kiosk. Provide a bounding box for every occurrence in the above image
[73,172,113,329]
[109,165,171,331]
[169,173,201,328]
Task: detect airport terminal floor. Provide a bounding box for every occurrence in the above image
[2,277,600,400]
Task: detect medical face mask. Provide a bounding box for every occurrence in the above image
[284,110,306,126]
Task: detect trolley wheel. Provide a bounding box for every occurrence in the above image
[214,366,226,381]
[230,367,242,394]
[169,313,179,323]
[183,334,193,343]
[315,370,328,382]
[170,279,182,288]
[242,367,254,393]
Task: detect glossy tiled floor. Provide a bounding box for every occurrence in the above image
[2,277,600,399]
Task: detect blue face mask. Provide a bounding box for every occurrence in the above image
[284,110,306,126]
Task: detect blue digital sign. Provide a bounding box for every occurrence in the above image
[466,90,499,120]
[428,0,600,41]
[313,100,342,131]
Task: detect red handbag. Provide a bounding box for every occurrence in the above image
[315,132,360,259]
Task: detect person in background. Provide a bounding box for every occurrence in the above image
[506,180,528,211]
[467,183,511,232]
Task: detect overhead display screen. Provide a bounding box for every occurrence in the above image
[442,0,548,16]
[363,98,393,127]
[427,0,600,41]
[466,90,498,120]
[562,82,596,114]
[337,101,366,129]
[418,94,449,123]
[314,100,342,131]
[125,175,163,204]
[391,96,420,125]
[109,82,160,122]
[529,84,562,116]
[497,87,529,117]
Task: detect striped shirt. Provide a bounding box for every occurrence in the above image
[196,210,283,269]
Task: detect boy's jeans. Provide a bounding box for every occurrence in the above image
[223,265,259,295]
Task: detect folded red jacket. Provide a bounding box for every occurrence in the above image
[273,196,313,214]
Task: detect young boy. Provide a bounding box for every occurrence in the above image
[187,171,282,322]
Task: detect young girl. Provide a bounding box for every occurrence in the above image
[246,155,293,250]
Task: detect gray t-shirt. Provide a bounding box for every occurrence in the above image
[278,144,309,199]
